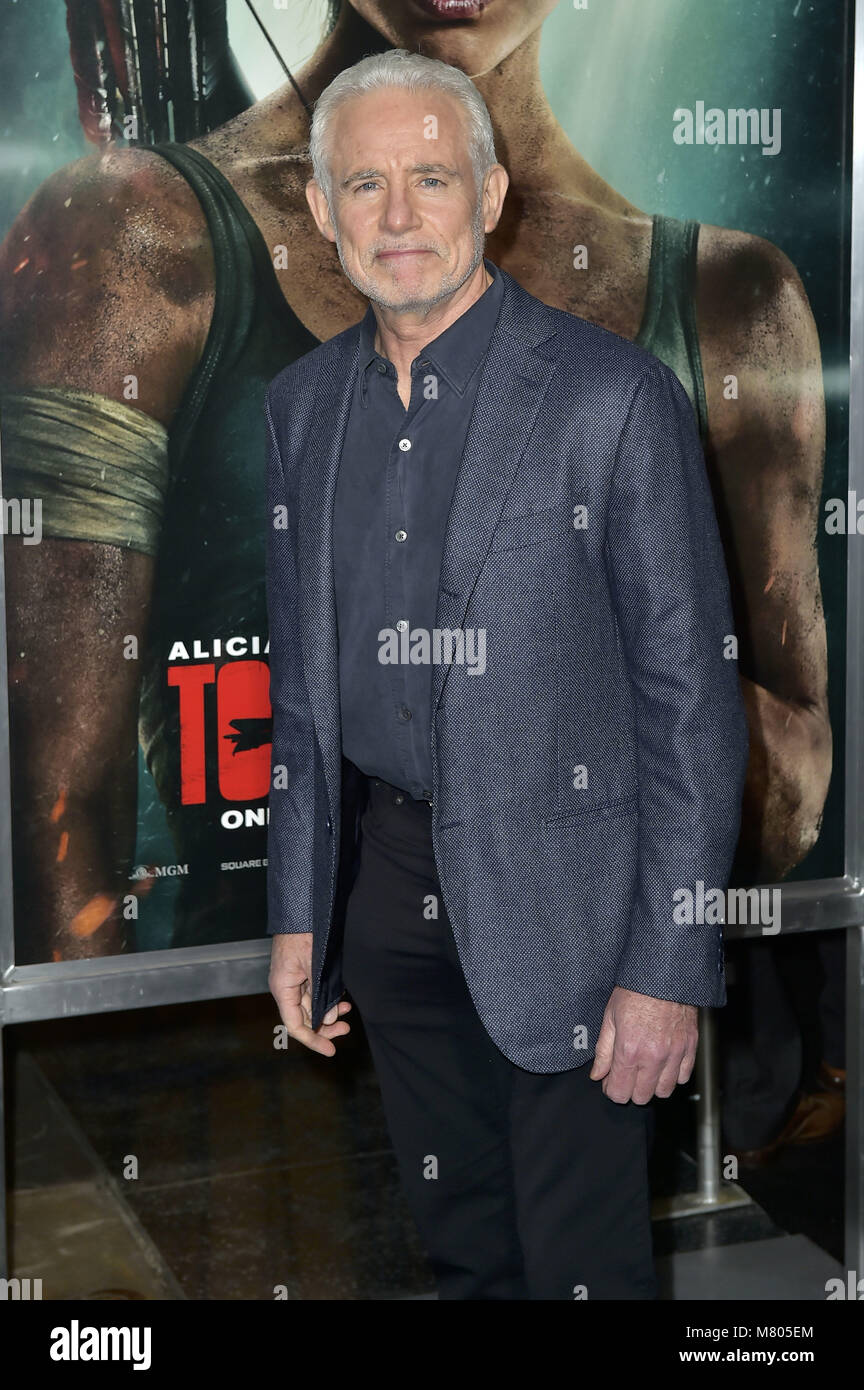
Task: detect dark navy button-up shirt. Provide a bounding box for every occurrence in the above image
[333,256,504,801]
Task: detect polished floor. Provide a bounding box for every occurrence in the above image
[4,993,846,1300]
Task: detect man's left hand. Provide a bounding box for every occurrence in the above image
[589,987,699,1104]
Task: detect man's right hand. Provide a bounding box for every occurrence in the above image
[269,932,352,1057]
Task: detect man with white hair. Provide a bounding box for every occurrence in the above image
[266,49,748,1301]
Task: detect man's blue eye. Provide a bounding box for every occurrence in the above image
[354,177,443,192]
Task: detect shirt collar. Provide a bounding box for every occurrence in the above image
[357,257,503,399]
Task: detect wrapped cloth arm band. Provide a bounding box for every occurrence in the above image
[0,386,169,556]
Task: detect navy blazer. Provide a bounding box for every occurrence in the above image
[264,264,750,1073]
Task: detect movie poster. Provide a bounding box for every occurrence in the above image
[0,0,851,964]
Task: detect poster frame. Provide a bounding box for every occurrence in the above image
[0,0,861,1285]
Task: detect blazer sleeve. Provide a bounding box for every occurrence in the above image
[603,360,750,1005]
[265,383,316,935]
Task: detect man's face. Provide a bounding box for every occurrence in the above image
[306,87,506,312]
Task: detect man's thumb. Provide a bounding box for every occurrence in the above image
[590,1019,615,1079]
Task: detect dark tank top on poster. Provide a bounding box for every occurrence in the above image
[142,140,708,949]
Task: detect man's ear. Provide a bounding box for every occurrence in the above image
[482,164,509,237]
[305,179,337,243]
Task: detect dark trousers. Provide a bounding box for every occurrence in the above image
[341,775,658,1301]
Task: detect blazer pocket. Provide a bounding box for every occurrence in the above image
[489,507,564,552]
[542,794,637,827]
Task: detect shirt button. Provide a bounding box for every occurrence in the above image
[398,439,411,452]
[395,529,407,542]
[396,619,408,631]
[394,793,405,804]
[376,361,387,374]
[399,706,412,720]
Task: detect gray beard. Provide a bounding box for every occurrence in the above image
[332,198,487,314]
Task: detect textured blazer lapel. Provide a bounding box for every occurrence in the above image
[297,331,358,815]
[432,273,558,714]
